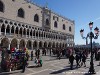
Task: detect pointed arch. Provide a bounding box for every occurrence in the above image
[56,42,59,48]
[11,38,18,49]
[11,26,14,33]
[1,24,5,32]
[15,27,18,34]
[18,8,25,18]
[19,39,25,48]
[30,29,32,36]
[0,1,4,12]
[33,30,35,36]
[39,31,41,37]
[19,27,22,35]
[1,38,9,48]
[6,25,10,33]
[48,42,52,48]
[34,14,39,22]
[52,42,55,48]
[44,42,47,48]
[33,41,37,48]
[39,41,42,48]
[59,43,62,48]
[23,28,26,35]
[27,29,29,35]
[27,40,32,49]
[36,31,38,37]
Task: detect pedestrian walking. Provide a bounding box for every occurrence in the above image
[69,54,75,70]
[75,53,80,68]
[31,51,33,61]
[81,53,86,67]
[21,55,27,73]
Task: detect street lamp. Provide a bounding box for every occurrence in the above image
[80,22,99,74]
[80,29,89,45]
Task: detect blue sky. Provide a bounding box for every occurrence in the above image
[31,0,100,45]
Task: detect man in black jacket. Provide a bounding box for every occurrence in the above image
[69,54,75,70]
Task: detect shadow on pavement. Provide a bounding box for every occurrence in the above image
[50,65,77,74]
[84,73,96,75]
[0,70,22,75]
[27,65,41,68]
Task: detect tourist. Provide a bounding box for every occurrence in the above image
[69,54,75,70]
[31,51,33,61]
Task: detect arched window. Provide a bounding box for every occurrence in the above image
[69,26,72,32]
[23,28,26,35]
[27,29,29,35]
[30,30,32,36]
[18,8,25,18]
[11,26,14,33]
[6,25,10,33]
[34,14,39,22]
[46,19,49,25]
[54,21,57,28]
[0,1,4,12]
[1,24,5,32]
[15,27,18,34]
[19,28,22,35]
[63,24,65,30]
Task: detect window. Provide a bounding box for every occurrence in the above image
[54,21,57,28]
[0,1,4,12]
[34,14,39,22]
[63,24,65,30]
[46,19,49,25]
[69,26,72,32]
[18,8,25,18]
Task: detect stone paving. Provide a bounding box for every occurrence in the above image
[0,53,100,75]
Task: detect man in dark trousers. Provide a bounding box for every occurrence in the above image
[75,53,80,68]
[69,54,75,70]
[31,51,33,61]
[22,55,27,73]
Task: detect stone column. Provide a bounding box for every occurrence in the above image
[0,26,1,35]
[31,42,33,50]
[25,29,27,38]
[17,42,19,49]
[38,31,39,39]
[35,30,36,38]
[5,27,6,35]
[32,30,33,38]
[25,43,26,48]
[45,32,46,39]
[9,27,11,35]
[8,43,10,50]
[28,29,30,38]
[43,31,44,39]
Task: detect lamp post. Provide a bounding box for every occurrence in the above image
[80,22,99,74]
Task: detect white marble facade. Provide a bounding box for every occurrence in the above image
[0,0,74,50]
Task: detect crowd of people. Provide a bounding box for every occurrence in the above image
[0,47,100,73]
[68,47,100,70]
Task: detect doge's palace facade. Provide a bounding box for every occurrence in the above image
[0,0,75,50]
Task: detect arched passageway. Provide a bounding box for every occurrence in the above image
[10,38,18,49]
[19,39,25,49]
[1,38,9,48]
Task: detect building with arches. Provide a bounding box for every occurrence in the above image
[0,0,75,50]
